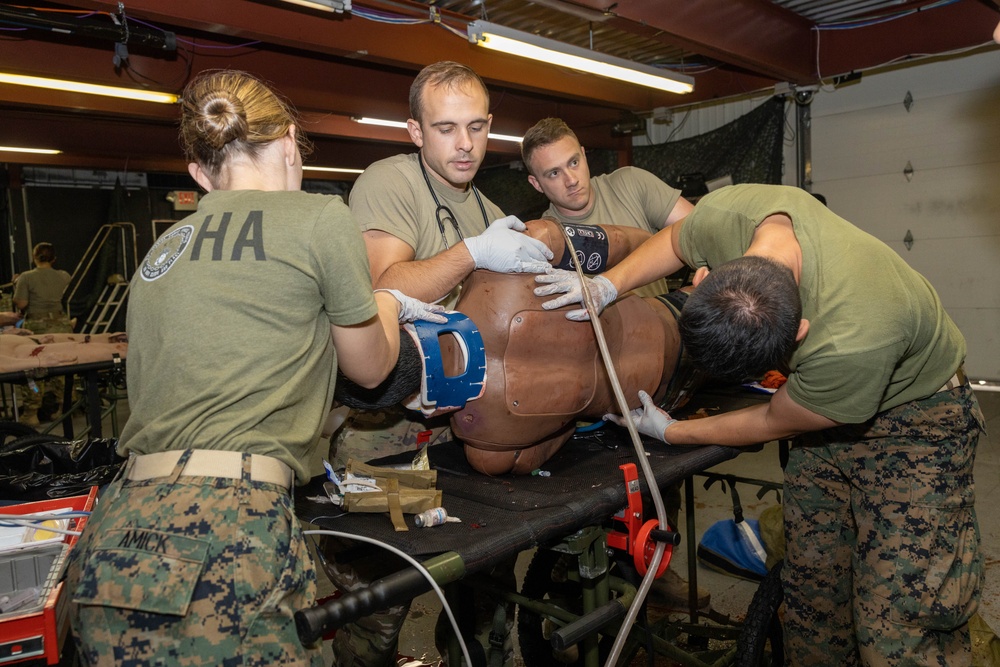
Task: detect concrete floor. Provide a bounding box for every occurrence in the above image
[314,388,1000,666]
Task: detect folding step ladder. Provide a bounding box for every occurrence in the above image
[63,222,137,333]
[81,277,130,334]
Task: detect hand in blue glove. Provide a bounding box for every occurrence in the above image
[533,268,618,321]
[604,390,678,443]
[464,216,553,274]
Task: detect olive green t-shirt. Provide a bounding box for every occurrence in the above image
[543,167,682,299]
[349,153,504,309]
[680,184,965,423]
[120,190,377,483]
[13,266,71,316]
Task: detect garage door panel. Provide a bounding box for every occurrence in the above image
[813,89,1000,181]
[949,308,1000,381]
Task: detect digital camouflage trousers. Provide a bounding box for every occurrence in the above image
[783,384,985,666]
[65,452,323,666]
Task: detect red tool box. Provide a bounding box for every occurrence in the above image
[0,488,98,665]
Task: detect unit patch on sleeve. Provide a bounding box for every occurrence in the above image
[141,225,194,281]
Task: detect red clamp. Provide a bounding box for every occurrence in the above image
[606,463,672,578]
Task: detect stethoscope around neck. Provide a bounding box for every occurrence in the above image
[418,152,489,249]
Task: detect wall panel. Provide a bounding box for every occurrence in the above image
[811,49,1000,380]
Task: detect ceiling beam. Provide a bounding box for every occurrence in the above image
[0,17,642,167]
[815,1,999,78]
[67,0,701,110]
[566,0,817,83]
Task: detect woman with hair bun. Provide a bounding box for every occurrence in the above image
[65,69,443,666]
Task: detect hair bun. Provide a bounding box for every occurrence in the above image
[199,91,248,150]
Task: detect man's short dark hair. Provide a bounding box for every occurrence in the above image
[679,256,801,382]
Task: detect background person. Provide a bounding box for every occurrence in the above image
[64,69,441,667]
[543,183,983,666]
[12,242,72,425]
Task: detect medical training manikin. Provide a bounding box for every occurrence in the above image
[336,219,702,475]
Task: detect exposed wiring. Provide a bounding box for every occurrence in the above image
[7,5,112,17]
[121,14,261,51]
[812,25,834,90]
[352,6,428,25]
[434,19,470,40]
[305,529,472,667]
[174,36,261,50]
[662,107,692,144]
[814,0,961,30]
[808,0,992,87]
[556,225,667,667]
[350,3,465,38]
[813,21,996,90]
[782,97,797,146]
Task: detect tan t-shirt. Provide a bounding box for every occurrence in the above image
[348,153,504,309]
[13,266,71,316]
[120,190,377,483]
[543,167,682,298]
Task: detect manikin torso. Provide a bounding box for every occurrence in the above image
[439,219,694,475]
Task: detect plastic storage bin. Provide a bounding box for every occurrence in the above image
[0,488,98,665]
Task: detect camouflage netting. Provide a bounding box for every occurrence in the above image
[633,96,788,192]
[476,95,787,214]
[474,162,549,220]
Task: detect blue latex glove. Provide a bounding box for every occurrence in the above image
[604,390,678,443]
[464,216,553,273]
[533,268,618,321]
[377,289,447,324]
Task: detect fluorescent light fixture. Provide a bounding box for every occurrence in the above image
[354,117,407,130]
[467,20,694,95]
[279,0,351,13]
[487,132,524,143]
[0,145,62,155]
[303,166,364,174]
[352,117,523,143]
[0,72,178,104]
